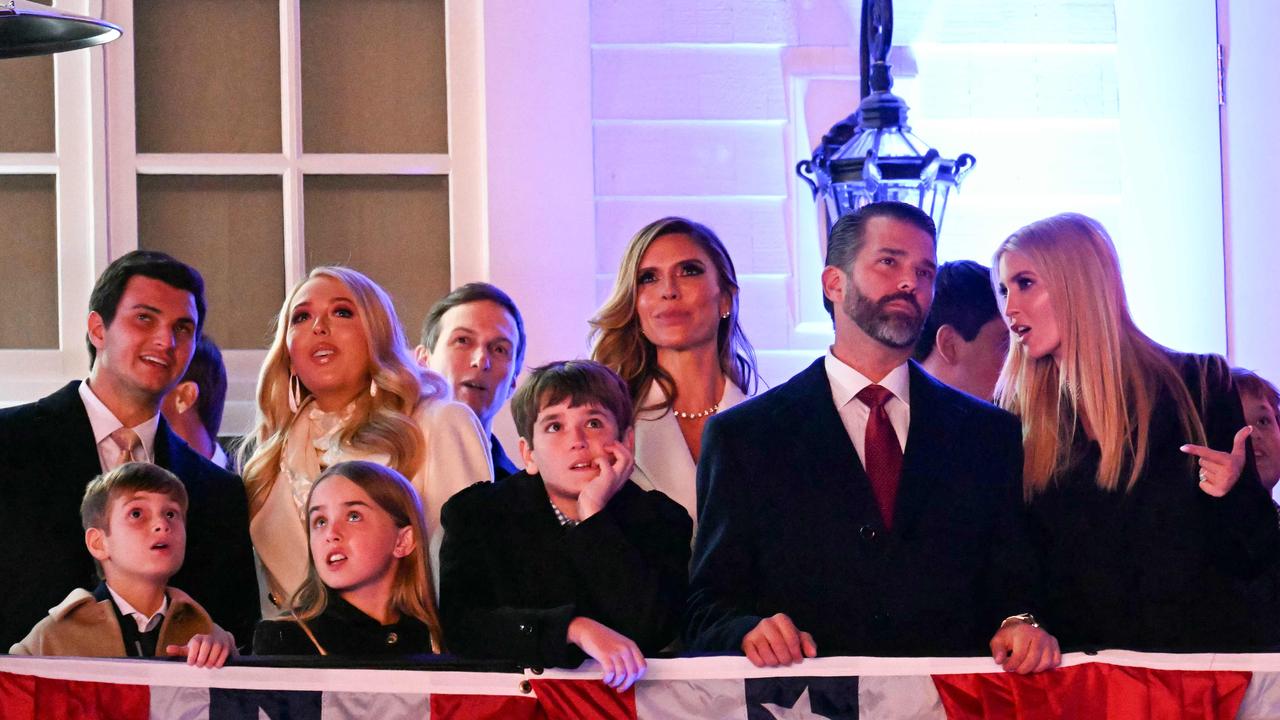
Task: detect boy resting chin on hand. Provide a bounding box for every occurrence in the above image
[439,360,692,691]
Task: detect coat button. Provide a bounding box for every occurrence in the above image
[386,632,399,645]
[859,525,878,541]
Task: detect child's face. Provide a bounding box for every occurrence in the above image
[87,491,186,585]
[308,475,414,598]
[519,399,629,508]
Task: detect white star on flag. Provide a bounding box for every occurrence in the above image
[759,687,833,719]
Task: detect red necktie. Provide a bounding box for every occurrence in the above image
[856,384,902,530]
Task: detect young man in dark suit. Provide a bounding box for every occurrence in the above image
[0,251,259,650]
[685,202,1060,673]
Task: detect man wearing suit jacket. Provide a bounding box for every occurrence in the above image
[0,251,259,650]
[685,202,1060,673]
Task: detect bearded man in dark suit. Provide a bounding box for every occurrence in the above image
[685,202,1060,673]
[0,251,258,650]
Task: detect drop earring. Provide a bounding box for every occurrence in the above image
[289,373,304,413]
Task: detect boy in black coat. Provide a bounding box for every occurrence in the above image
[439,360,691,690]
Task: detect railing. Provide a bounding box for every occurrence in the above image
[4,651,1280,718]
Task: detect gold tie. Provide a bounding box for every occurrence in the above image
[109,427,142,468]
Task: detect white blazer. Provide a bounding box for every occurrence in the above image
[629,380,747,541]
[250,398,491,614]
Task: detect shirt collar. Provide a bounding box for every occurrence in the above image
[824,348,912,410]
[105,583,169,633]
[549,499,579,527]
[79,380,161,461]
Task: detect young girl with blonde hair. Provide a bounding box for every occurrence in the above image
[243,266,490,613]
[994,212,1276,651]
[253,461,442,655]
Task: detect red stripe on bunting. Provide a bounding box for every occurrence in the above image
[0,670,149,720]
[530,678,637,720]
[932,664,1251,720]
[428,692,544,720]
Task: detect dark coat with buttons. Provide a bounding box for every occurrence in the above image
[252,592,434,656]
[438,471,692,667]
[685,358,1037,657]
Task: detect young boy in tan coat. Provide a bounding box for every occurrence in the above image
[11,462,235,666]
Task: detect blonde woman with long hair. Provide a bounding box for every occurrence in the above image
[590,218,759,535]
[994,213,1276,651]
[243,267,490,614]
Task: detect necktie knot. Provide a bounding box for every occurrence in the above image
[856,384,894,411]
[109,427,142,467]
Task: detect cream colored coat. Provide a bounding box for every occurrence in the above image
[10,586,217,657]
[250,398,491,612]
[629,381,746,541]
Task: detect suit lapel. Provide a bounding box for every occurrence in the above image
[35,381,104,486]
[894,362,966,534]
[778,359,884,528]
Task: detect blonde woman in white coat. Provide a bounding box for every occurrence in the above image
[591,218,759,540]
[242,267,491,613]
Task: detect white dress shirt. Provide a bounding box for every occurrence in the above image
[210,443,230,470]
[106,583,169,633]
[78,380,161,472]
[824,349,911,466]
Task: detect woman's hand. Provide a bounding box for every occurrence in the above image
[1182,425,1254,497]
[567,617,646,691]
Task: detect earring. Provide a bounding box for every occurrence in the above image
[721,312,730,320]
[289,373,304,414]
[370,377,378,398]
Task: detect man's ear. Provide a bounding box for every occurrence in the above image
[87,311,108,354]
[85,527,109,563]
[173,381,200,415]
[622,426,636,453]
[413,344,430,368]
[935,325,962,366]
[392,525,416,558]
[820,266,846,309]
[518,436,538,476]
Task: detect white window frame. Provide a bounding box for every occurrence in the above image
[0,0,487,427]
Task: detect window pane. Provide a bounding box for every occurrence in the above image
[301,0,447,153]
[137,175,285,350]
[133,0,281,153]
[0,55,54,153]
[304,175,450,339]
[0,176,58,348]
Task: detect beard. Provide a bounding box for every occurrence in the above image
[842,280,926,349]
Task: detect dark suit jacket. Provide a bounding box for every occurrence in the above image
[1027,352,1280,651]
[685,358,1035,657]
[0,381,260,650]
[490,434,519,481]
[439,472,691,667]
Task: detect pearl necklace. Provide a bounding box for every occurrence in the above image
[673,403,719,420]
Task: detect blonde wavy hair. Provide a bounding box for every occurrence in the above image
[241,266,449,514]
[290,461,443,652]
[590,217,759,413]
[993,213,1205,498]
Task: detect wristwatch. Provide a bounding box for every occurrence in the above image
[1001,613,1041,629]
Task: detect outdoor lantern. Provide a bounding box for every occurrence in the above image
[0,0,121,59]
[797,0,975,235]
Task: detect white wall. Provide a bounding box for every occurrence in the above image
[1220,0,1280,383]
